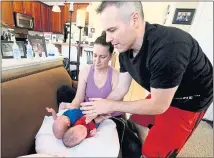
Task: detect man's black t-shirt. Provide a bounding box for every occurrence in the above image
[119,22,213,112]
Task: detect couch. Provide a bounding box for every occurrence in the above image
[1,60,78,157]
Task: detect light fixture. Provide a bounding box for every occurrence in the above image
[52,4,61,12]
[76,9,86,79]
[76,9,86,27]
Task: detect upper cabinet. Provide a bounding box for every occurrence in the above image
[13,1,24,13]
[62,3,89,24]
[1,1,89,33]
[41,3,50,32]
[23,1,32,16]
[1,1,14,27]
[32,2,42,31]
[51,9,62,33]
[62,3,70,24]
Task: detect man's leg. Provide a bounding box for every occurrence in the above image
[129,94,154,143]
[142,106,206,157]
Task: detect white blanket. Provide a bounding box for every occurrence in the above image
[35,109,120,157]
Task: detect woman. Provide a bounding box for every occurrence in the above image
[57,32,142,158]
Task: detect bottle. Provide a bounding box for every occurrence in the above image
[26,41,33,59]
[13,41,21,60]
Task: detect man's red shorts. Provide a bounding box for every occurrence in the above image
[130,94,207,157]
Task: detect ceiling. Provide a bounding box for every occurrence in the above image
[42,2,89,6]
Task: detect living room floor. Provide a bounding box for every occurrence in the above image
[178,120,213,157]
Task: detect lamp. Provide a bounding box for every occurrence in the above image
[52,4,61,12]
[76,9,86,80]
[68,2,74,76]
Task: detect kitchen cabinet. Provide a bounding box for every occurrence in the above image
[51,8,62,33]
[23,1,32,16]
[41,3,50,32]
[62,3,88,23]
[32,2,42,31]
[1,1,14,27]
[13,1,24,13]
[62,3,70,24]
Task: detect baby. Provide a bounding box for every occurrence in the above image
[46,104,110,146]
[62,115,101,147]
[46,105,84,139]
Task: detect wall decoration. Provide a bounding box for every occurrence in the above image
[172,8,196,25]
[91,28,95,33]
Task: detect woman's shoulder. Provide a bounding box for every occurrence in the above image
[79,64,93,81]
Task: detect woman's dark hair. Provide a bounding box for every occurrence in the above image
[94,31,114,54]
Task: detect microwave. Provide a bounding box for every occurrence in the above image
[14,12,34,30]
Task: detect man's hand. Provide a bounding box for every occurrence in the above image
[80,98,114,117]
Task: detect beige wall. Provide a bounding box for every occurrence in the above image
[88,2,102,42]
[142,2,170,24]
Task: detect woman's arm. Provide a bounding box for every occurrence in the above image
[69,65,91,108]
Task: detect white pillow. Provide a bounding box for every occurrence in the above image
[35,112,120,157]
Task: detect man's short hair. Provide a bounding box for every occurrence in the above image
[96,1,144,21]
[94,31,114,54]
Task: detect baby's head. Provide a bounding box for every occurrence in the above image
[62,125,87,147]
[53,115,70,139]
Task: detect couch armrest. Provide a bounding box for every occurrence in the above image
[72,80,78,89]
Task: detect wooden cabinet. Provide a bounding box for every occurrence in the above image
[51,9,62,33]
[13,1,23,13]
[32,2,42,31]
[1,1,14,27]
[62,3,70,24]
[41,3,50,32]
[23,1,32,16]
[62,3,89,23]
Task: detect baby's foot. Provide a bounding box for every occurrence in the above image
[46,107,53,112]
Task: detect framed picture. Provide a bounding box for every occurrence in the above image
[17,41,27,58]
[172,8,196,25]
[91,28,95,33]
[1,41,13,59]
[1,41,27,59]
[28,34,47,57]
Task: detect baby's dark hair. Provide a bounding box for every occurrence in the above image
[94,31,114,54]
[62,127,80,147]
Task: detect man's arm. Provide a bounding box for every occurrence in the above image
[110,86,178,115]
[107,72,132,100]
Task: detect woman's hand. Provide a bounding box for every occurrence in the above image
[80,98,114,117]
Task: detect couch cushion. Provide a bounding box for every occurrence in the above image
[2,66,72,158]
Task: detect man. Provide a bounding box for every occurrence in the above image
[81,2,213,157]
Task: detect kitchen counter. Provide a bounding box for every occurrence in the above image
[52,42,93,48]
